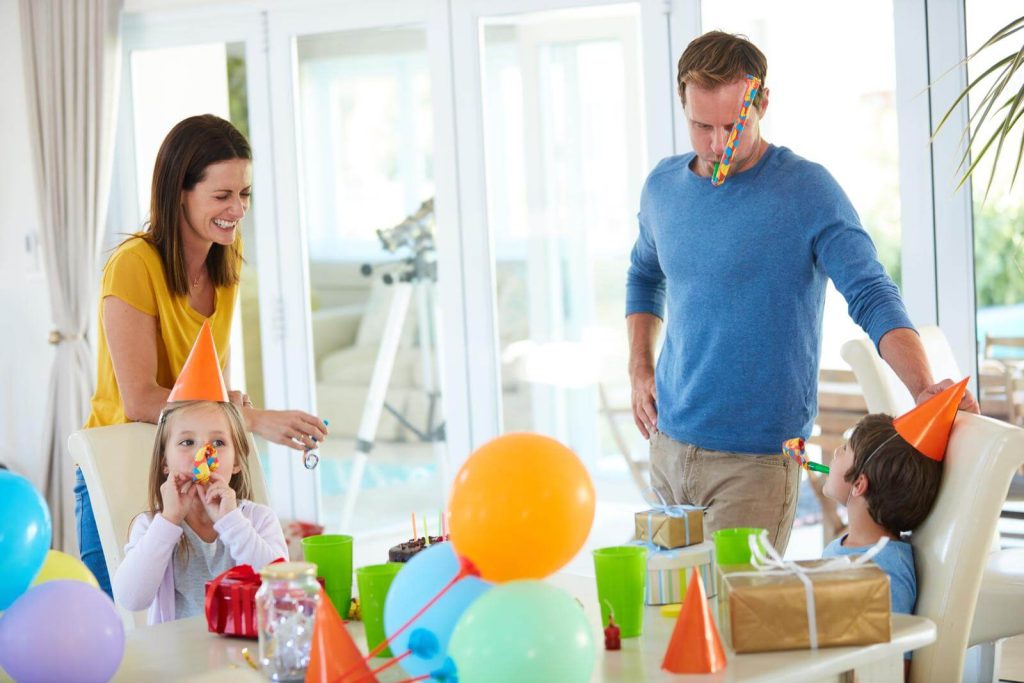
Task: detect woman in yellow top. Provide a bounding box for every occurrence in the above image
[79,115,328,597]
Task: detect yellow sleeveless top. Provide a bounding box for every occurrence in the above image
[85,237,238,428]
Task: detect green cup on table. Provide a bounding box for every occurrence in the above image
[712,527,767,567]
[302,534,354,617]
[356,563,403,657]
[593,545,647,638]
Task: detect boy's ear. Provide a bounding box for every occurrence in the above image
[852,472,869,497]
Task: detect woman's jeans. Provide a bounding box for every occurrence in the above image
[74,467,112,598]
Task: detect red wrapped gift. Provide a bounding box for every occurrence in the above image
[205,565,261,639]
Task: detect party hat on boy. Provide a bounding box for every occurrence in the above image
[662,568,727,674]
[167,320,228,402]
[893,376,970,462]
[305,590,377,683]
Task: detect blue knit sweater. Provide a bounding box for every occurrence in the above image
[626,145,913,454]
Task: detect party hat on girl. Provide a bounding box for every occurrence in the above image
[893,377,969,462]
[167,320,228,402]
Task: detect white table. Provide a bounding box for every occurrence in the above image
[2,574,936,683]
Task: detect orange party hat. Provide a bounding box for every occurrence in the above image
[893,377,969,462]
[167,320,228,402]
[305,589,377,683]
[662,568,727,674]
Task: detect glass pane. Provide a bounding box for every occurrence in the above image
[966,1,1024,547]
[295,28,445,535]
[968,1,1024,428]
[128,42,266,457]
[481,5,649,529]
[699,1,901,556]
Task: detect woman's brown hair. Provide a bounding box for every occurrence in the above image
[142,114,251,296]
[676,30,768,109]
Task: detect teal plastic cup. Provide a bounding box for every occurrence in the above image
[712,527,767,567]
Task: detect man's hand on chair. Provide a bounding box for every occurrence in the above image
[916,378,980,414]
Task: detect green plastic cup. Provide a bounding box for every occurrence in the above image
[356,563,403,657]
[592,545,647,638]
[302,534,354,617]
[712,527,767,567]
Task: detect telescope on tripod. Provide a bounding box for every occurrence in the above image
[339,198,446,531]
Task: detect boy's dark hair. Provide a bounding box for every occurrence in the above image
[846,413,943,534]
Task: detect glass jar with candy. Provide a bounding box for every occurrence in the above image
[256,561,321,681]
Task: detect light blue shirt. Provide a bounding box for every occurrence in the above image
[626,146,914,454]
[822,534,917,615]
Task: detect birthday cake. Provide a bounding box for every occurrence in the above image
[388,536,449,563]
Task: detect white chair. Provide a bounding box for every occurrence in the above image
[910,412,1024,682]
[68,422,271,630]
[841,329,1024,681]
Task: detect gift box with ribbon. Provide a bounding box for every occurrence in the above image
[641,540,716,606]
[633,489,704,549]
[205,564,261,639]
[718,533,892,653]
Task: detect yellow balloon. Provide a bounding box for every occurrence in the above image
[31,550,99,589]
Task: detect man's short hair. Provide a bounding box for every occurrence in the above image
[677,30,768,108]
[846,413,944,534]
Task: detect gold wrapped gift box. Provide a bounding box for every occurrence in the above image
[633,508,703,549]
[718,560,892,653]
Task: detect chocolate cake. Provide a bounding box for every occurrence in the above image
[388,536,450,563]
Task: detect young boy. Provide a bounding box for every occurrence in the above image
[821,412,943,614]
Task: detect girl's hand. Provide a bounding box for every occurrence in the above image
[200,470,238,523]
[160,473,198,525]
[245,408,328,451]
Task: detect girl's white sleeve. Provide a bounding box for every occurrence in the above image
[214,504,289,570]
[112,513,183,611]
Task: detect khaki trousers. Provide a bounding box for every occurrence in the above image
[649,431,801,554]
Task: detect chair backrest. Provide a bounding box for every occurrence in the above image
[68,422,271,630]
[909,412,1024,682]
[839,325,962,415]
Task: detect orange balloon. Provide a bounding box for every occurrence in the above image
[448,433,595,582]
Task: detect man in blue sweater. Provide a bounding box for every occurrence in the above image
[626,31,978,552]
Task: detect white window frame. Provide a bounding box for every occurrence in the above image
[894,0,977,389]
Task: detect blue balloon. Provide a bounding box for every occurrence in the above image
[384,542,491,676]
[0,470,52,609]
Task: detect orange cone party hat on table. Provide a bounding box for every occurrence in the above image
[305,590,377,683]
[662,567,727,674]
[167,320,229,402]
[893,377,970,462]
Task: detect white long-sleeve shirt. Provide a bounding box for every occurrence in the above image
[113,500,288,625]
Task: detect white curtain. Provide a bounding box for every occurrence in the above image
[20,0,123,552]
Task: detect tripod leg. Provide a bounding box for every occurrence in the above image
[339,282,413,532]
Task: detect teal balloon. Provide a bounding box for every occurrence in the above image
[0,470,52,609]
[448,581,595,683]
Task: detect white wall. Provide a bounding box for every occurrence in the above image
[0,0,52,488]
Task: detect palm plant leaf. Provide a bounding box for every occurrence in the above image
[933,15,1024,198]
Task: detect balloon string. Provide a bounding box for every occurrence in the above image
[340,650,411,683]
[340,557,479,683]
[394,676,430,683]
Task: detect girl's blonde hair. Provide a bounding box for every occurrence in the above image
[148,400,254,517]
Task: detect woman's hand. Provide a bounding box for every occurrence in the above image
[200,471,238,523]
[160,473,198,525]
[244,407,328,451]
